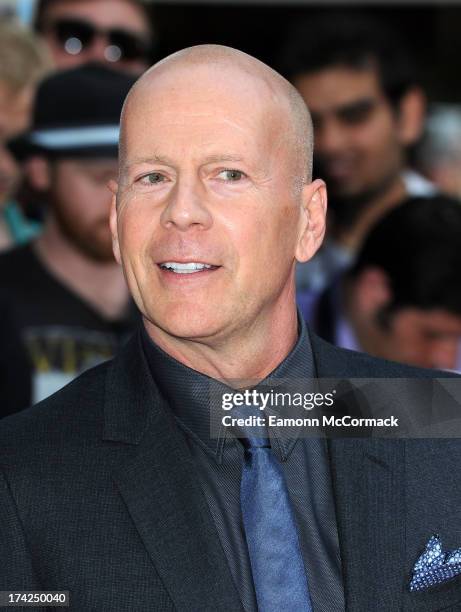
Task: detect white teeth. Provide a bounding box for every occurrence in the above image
[160,262,213,274]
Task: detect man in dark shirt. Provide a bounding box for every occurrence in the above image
[1,45,461,612]
[0,65,139,415]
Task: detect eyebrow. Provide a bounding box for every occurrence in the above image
[201,154,245,164]
[121,155,174,172]
[311,97,378,122]
[336,97,377,118]
[122,153,245,173]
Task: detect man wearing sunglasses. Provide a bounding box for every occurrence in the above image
[34,0,154,75]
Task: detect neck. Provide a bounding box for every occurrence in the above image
[35,216,130,320]
[144,295,299,384]
[334,175,407,253]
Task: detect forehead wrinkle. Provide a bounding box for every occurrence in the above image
[123,95,262,137]
[137,109,260,138]
[121,110,263,171]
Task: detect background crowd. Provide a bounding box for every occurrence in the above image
[0,0,460,417]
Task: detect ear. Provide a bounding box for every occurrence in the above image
[108,180,121,265]
[354,267,391,315]
[25,156,51,190]
[397,87,426,146]
[295,178,327,263]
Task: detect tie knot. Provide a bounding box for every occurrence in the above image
[241,435,271,450]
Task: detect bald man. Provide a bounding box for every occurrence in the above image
[1,46,461,612]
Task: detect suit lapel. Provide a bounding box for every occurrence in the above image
[104,331,243,612]
[328,438,406,611]
[311,333,407,610]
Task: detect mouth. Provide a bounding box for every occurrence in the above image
[158,261,221,275]
[325,160,355,179]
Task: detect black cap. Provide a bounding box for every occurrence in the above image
[8,63,137,160]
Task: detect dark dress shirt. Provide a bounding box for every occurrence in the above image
[142,316,345,612]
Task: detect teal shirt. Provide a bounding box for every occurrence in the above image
[2,201,41,245]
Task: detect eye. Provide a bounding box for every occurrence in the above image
[139,172,166,185]
[217,169,246,182]
[338,101,376,125]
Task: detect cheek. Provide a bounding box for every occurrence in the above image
[266,200,299,253]
[55,179,109,222]
[225,202,297,277]
[361,117,399,156]
[117,199,160,259]
[48,40,80,67]
[52,177,79,217]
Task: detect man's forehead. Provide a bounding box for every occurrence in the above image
[121,68,288,153]
[124,99,273,134]
[43,0,150,31]
[127,63,281,115]
[120,118,288,178]
[296,66,384,108]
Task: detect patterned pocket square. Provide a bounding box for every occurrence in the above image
[410,535,461,592]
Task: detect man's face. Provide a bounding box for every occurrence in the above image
[294,66,405,201]
[0,83,34,205]
[378,308,461,370]
[112,67,308,342]
[48,158,118,261]
[40,0,151,74]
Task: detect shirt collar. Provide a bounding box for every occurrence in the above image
[142,311,317,462]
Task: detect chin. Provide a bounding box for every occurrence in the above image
[147,301,229,342]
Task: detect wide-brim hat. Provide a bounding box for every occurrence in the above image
[8,63,137,160]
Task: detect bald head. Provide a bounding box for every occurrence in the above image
[120,44,313,186]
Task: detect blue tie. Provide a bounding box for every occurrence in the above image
[240,434,313,611]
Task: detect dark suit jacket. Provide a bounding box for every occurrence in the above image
[1,328,461,612]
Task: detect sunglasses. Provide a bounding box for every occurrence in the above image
[49,18,151,63]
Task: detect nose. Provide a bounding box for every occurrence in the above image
[429,338,460,371]
[84,34,110,64]
[160,176,213,232]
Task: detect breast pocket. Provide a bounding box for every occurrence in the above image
[403,573,461,611]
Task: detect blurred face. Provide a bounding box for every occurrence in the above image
[294,66,404,200]
[41,0,151,74]
[112,66,311,343]
[49,158,118,261]
[0,83,34,205]
[377,308,461,371]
